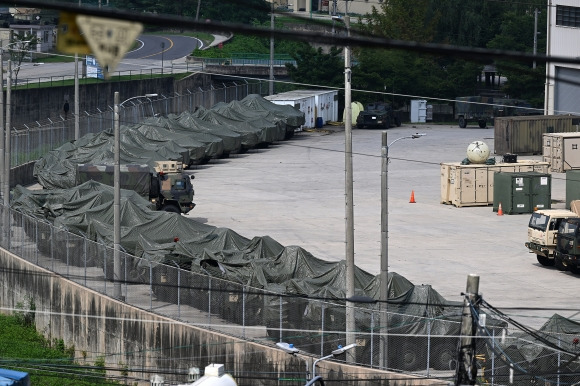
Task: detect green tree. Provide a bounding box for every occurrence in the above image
[285,45,344,88]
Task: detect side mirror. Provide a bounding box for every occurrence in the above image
[190,175,195,180]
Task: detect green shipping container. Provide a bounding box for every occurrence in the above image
[566,170,580,209]
[493,172,551,214]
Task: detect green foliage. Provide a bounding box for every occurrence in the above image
[0,314,119,385]
[353,0,546,105]
[286,45,344,89]
[112,0,270,24]
[13,297,35,327]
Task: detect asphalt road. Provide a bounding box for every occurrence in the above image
[184,123,575,329]
[126,34,203,60]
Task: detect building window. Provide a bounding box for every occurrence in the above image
[556,5,580,27]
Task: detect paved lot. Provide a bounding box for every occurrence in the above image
[184,123,577,329]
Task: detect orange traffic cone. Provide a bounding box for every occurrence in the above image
[497,202,504,216]
[409,190,416,203]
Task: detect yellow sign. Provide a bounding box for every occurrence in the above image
[76,15,143,79]
[56,12,92,55]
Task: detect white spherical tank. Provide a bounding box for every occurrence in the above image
[466,141,490,164]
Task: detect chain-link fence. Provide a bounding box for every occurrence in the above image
[10,80,268,168]
[13,206,578,382]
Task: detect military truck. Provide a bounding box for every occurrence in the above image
[356,102,403,129]
[525,201,580,266]
[554,217,580,274]
[455,96,542,128]
[76,161,195,214]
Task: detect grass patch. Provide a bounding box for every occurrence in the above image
[0,312,120,385]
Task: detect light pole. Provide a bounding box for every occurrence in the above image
[113,92,158,299]
[333,1,355,363]
[379,131,425,369]
[276,342,357,385]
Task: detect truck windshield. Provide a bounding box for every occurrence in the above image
[559,221,578,236]
[528,213,549,231]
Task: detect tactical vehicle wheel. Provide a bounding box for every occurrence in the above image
[554,255,567,271]
[478,120,487,128]
[536,255,554,266]
[458,117,467,128]
[570,265,580,275]
[162,204,180,213]
[397,342,423,371]
[384,117,391,129]
[395,117,402,127]
[357,124,365,130]
[432,343,457,370]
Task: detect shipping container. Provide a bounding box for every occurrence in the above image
[494,115,580,155]
[542,132,580,172]
[440,160,550,207]
[493,172,551,214]
[566,170,580,209]
[265,89,339,129]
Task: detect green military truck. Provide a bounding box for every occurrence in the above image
[76,161,195,214]
[356,102,403,129]
[455,96,542,128]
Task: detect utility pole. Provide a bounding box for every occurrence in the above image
[343,0,355,364]
[74,53,79,140]
[455,274,480,385]
[0,40,4,206]
[269,0,274,96]
[533,8,539,69]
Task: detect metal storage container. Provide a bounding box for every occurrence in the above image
[440,160,550,207]
[494,115,580,155]
[542,132,580,172]
[566,170,580,209]
[493,172,551,214]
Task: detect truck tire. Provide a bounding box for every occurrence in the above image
[458,117,467,128]
[395,117,402,127]
[431,343,457,370]
[478,120,487,128]
[384,117,391,129]
[162,204,180,214]
[357,124,365,130]
[536,255,554,266]
[554,255,567,271]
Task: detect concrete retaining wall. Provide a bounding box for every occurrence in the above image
[9,73,212,128]
[0,249,437,385]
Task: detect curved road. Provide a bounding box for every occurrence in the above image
[126,34,203,61]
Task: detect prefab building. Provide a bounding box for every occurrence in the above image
[265,90,338,129]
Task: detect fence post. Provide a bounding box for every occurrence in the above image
[426,318,431,376]
[208,277,212,328]
[321,303,325,357]
[242,286,246,338]
[149,261,153,311]
[279,296,283,343]
[84,237,87,286]
[370,311,374,368]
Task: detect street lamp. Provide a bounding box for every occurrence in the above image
[379,131,425,369]
[276,342,357,385]
[113,92,158,299]
[333,3,355,363]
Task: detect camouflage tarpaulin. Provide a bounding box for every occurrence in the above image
[240,94,305,128]
[135,116,226,159]
[170,111,245,152]
[212,101,286,142]
[192,106,267,146]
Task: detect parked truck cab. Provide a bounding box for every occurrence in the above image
[554,218,580,274]
[526,209,579,266]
